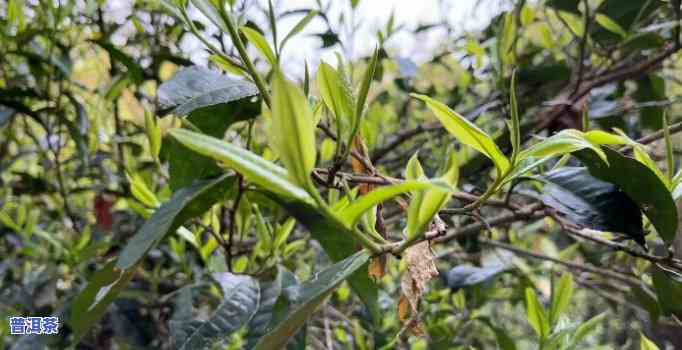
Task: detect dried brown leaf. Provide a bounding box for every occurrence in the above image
[369,255,386,280]
[398,241,438,334]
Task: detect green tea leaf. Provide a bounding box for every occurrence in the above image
[412,93,510,173]
[596,13,628,38]
[253,251,370,349]
[651,267,682,316]
[241,26,278,66]
[549,272,574,326]
[509,70,521,164]
[406,152,458,238]
[170,128,314,204]
[525,287,550,340]
[271,71,317,189]
[317,62,355,136]
[117,174,233,269]
[339,180,445,227]
[356,47,379,120]
[157,66,258,117]
[70,261,137,343]
[520,129,608,164]
[144,111,162,160]
[574,312,606,344]
[574,147,678,242]
[542,167,644,245]
[640,333,661,350]
[173,273,260,349]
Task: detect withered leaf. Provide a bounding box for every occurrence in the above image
[398,241,438,334]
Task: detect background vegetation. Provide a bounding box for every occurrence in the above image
[1,0,682,349]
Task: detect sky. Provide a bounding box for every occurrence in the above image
[104,0,507,75]
[175,0,506,74]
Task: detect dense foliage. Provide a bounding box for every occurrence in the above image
[1,0,682,349]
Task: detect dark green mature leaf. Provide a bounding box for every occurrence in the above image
[272,199,380,322]
[70,261,137,343]
[575,148,678,242]
[71,176,232,343]
[245,268,296,349]
[157,66,258,116]
[118,174,233,269]
[651,267,682,316]
[252,251,370,349]
[445,265,509,290]
[542,167,644,245]
[173,273,260,350]
[635,75,666,129]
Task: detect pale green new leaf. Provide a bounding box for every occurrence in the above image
[525,288,550,340]
[170,128,314,204]
[509,71,521,164]
[573,312,606,344]
[595,13,628,38]
[519,129,608,164]
[144,110,162,160]
[241,26,278,66]
[339,180,447,227]
[317,62,355,129]
[273,218,296,252]
[640,333,661,350]
[412,93,510,173]
[405,152,426,181]
[127,172,160,208]
[584,130,628,145]
[356,47,380,120]
[271,71,317,189]
[549,272,574,326]
[406,152,458,238]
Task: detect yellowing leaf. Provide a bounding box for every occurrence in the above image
[412,94,510,173]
